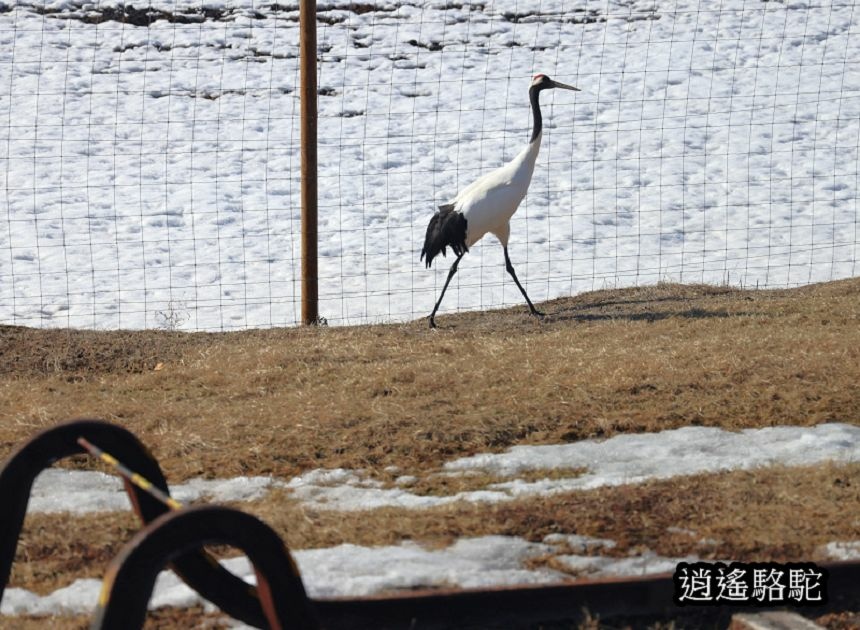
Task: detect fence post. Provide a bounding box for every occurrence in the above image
[299,0,318,325]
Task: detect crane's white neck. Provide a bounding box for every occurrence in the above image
[511,129,542,185]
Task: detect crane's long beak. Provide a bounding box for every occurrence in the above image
[550,80,580,91]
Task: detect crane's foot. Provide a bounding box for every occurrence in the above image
[530,308,546,319]
[428,316,438,329]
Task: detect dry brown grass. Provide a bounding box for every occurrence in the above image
[1,280,859,628]
[2,280,859,479]
[0,607,233,630]
[370,466,589,497]
[246,462,860,562]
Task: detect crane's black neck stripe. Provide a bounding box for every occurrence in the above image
[529,85,543,144]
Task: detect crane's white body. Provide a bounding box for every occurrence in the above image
[449,133,542,249]
[421,73,578,328]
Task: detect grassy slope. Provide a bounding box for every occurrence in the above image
[1,280,859,628]
[2,280,859,477]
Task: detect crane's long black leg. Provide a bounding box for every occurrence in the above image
[504,247,545,318]
[429,253,464,328]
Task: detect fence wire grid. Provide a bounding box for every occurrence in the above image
[1,0,859,330]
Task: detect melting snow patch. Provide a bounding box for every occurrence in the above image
[1,579,102,616]
[4,533,855,619]
[18,424,859,515]
[296,536,565,598]
[27,469,283,514]
[444,423,860,477]
[1,536,568,616]
[554,551,696,578]
[820,541,860,561]
[288,423,860,511]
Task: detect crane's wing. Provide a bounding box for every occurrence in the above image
[420,205,468,268]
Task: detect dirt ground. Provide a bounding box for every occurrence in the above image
[1,279,859,628]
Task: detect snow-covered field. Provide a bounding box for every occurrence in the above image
[3,422,858,617]
[1,0,859,330]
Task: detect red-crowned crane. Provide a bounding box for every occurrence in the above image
[420,73,580,328]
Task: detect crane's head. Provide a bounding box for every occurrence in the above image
[531,73,580,92]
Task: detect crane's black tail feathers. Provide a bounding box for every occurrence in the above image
[421,204,468,268]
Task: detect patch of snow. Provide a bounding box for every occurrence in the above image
[147,562,255,611]
[286,479,475,511]
[445,423,860,478]
[172,476,286,504]
[554,551,697,578]
[0,579,101,616]
[0,533,733,617]
[28,469,283,514]
[285,468,382,489]
[297,536,565,598]
[2,525,855,620]
[820,541,860,561]
[289,423,860,511]
[19,423,858,515]
[1,536,567,615]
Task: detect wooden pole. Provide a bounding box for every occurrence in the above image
[299,0,318,325]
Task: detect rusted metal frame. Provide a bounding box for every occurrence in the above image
[311,561,860,629]
[91,505,316,630]
[90,522,860,630]
[0,419,269,628]
[300,0,318,325]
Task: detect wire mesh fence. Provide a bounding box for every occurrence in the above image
[1,0,858,330]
